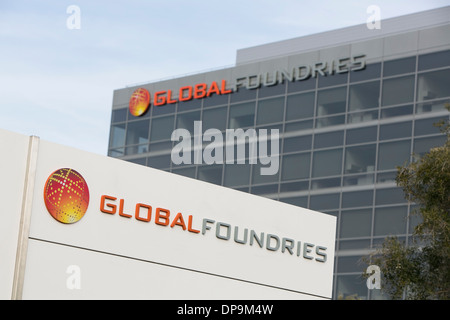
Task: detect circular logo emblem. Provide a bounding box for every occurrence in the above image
[43,168,89,224]
[129,88,150,117]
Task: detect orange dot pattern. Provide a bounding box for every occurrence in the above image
[129,88,150,117]
[43,168,89,224]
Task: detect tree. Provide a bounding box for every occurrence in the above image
[365,108,450,300]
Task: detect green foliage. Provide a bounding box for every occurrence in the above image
[365,107,450,300]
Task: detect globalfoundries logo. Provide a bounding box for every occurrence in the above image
[129,88,151,117]
[43,168,90,224]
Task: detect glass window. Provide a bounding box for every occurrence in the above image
[177,98,201,112]
[344,144,376,174]
[350,62,381,82]
[381,75,415,106]
[343,173,374,186]
[126,119,149,146]
[111,108,127,123]
[416,98,450,114]
[418,50,450,71]
[110,123,126,148]
[202,107,227,131]
[176,111,201,132]
[335,275,368,300]
[375,188,407,205]
[317,87,347,116]
[198,165,223,185]
[285,92,315,120]
[108,148,124,157]
[147,154,171,170]
[314,131,344,149]
[342,190,373,208]
[340,208,372,238]
[230,87,256,102]
[149,140,172,153]
[229,102,255,129]
[346,126,377,145]
[171,166,196,179]
[347,110,378,124]
[256,97,285,125]
[348,81,380,111]
[281,152,311,181]
[381,105,413,119]
[312,148,342,178]
[280,180,309,193]
[311,177,341,189]
[150,115,174,142]
[203,93,228,108]
[280,196,308,208]
[284,120,313,133]
[152,102,176,117]
[251,184,278,196]
[374,206,407,236]
[379,121,412,140]
[383,56,416,77]
[417,69,450,101]
[287,76,316,93]
[377,140,411,171]
[127,157,146,166]
[310,193,340,211]
[316,115,346,128]
[318,72,348,88]
[224,163,250,187]
[252,162,279,185]
[283,135,312,153]
[337,256,367,274]
[413,135,447,158]
[258,82,286,98]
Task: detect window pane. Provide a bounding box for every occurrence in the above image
[229,102,255,129]
[198,165,222,185]
[281,152,311,181]
[417,69,450,101]
[383,56,416,77]
[312,149,342,177]
[283,135,312,153]
[316,114,345,128]
[342,190,373,208]
[382,75,415,106]
[126,119,149,145]
[418,50,450,71]
[374,206,407,236]
[230,87,256,102]
[171,166,196,179]
[413,135,447,157]
[150,115,174,141]
[310,193,340,210]
[286,92,315,120]
[112,108,127,123]
[284,120,313,133]
[258,82,286,98]
[252,162,279,184]
[280,180,309,193]
[335,275,368,300]
[152,102,176,116]
[346,126,377,145]
[349,81,380,111]
[256,97,285,125]
[287,76,316,93]
[110,123,126,148]
[224,164,250,187]
[381,105,413,119]
[176,111,201,132]
[379,121,412,140]
[350,62,381,82]
[340,208,372,238]
[202,107,227,131]
[318,72,348,88]
[377,140,411,170]
[375,188,407,205]
[317,87,347,116]
[280,196,308,208]
[344,144,376,173]
[314,131,344,149]
[147,154,171,169]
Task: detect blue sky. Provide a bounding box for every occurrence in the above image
[0,0,448,155]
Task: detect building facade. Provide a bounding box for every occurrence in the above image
[108,7,450,299]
